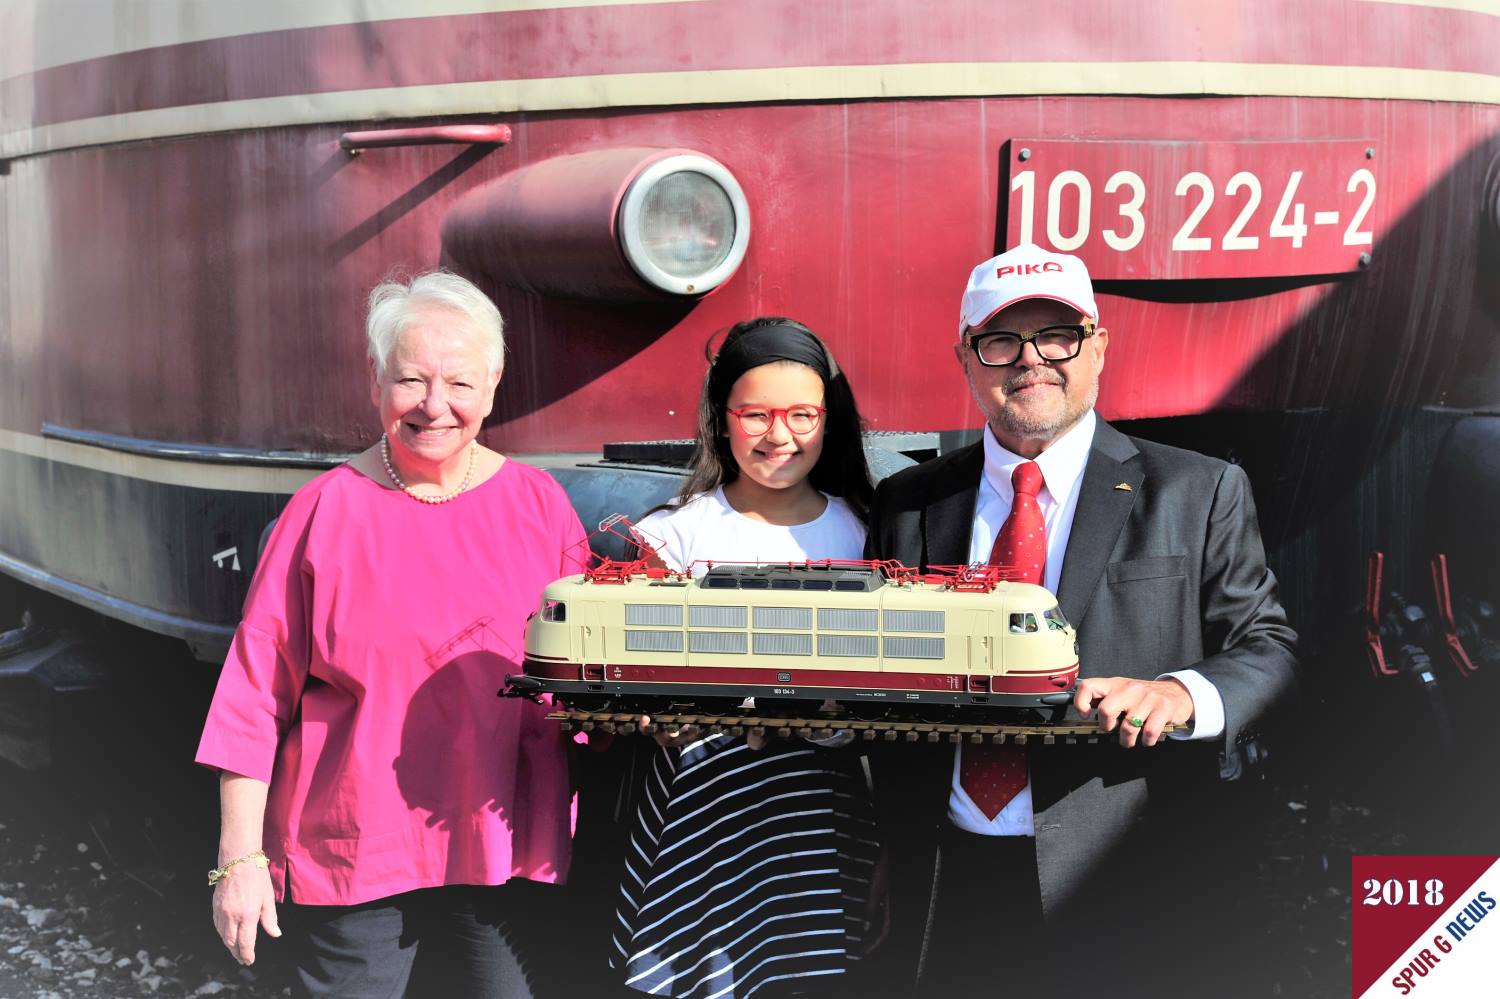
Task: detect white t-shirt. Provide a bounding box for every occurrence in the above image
[635,486,866,574]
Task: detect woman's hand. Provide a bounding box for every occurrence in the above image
[212,861,280,965]
[214,772,280,965]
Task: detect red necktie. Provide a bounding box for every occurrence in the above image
[960,461,1046,820]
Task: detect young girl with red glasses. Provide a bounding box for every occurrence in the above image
[607,317,880,999]
[637,316,871,565]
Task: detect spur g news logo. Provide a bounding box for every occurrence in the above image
[1352,856,1499,999]
[997,261,1065,278]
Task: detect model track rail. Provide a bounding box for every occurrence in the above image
[548,709,1179,744]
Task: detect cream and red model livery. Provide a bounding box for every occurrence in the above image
[512,558,1078,718]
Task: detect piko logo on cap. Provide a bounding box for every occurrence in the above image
[997,262,1065,278]
[959,243,1098,337]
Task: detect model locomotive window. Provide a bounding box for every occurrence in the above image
[689,605,747,628]
[884,636,945,659]
[626,603,684,627]
[883,609,945,633]
[1009,612,1039,634]
[818,634,879,658]
[752,633,813,656]
[818,608,878,632]
[754,606,813,630]
[690,631,748,654]
[625,630,685,653]
[1044,605,1069,631]
[540,600,566,622]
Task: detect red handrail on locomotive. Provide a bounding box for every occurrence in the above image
[567,518,1035,591]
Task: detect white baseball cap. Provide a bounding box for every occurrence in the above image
[958,243,1098,337]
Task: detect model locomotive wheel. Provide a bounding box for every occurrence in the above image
[1008,704,1069,726]
[975,704,1071,726]
[690,696,746,716]
[844,703,890,722]
[758,698,830,719]
[555,693,608,712]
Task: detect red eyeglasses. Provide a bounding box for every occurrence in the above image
[726,404,826,436]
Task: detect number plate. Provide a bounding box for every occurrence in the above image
[1004,139,1382,280]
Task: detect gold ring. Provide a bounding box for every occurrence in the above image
[1128,717,1145,728]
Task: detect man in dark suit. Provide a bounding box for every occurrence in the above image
[865,243,1298,996]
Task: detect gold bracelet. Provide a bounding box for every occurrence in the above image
[207,850,269,887]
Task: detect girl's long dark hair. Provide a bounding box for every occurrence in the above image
[673,316,874,523]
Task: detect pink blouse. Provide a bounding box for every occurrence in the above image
[196,461,587,905]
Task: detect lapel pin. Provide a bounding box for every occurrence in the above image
[1114,482,1133,491]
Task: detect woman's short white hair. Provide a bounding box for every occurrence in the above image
[366,270,505,379]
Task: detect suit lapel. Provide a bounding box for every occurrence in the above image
[1057,421,1141,630]
[922,442,983,568]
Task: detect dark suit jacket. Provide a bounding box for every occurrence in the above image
[863,419,1298,978]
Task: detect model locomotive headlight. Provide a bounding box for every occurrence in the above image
[618,154,750,295]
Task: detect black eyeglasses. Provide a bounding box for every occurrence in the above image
[965,323,1097,367]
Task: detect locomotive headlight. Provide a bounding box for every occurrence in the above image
[618,154,750,295]
[442,147,752,301]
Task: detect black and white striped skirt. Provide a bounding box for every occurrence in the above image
[611,735,879,999]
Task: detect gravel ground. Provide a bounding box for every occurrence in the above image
[0,761,290,999]
[0,612,296,999]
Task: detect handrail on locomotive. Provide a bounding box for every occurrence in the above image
[573,515,1035,592]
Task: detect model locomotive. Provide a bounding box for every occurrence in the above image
[509,552,1079,722]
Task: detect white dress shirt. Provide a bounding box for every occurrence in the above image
[948,410,1227,835]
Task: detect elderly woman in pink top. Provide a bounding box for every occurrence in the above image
[196,271,585,998]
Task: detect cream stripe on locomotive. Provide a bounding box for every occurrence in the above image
[8,62,1500,161]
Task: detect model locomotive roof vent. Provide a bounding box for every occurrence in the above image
[700,564,884,592]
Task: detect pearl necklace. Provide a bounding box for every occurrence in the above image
[380,434,478,504]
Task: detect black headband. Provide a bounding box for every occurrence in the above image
[709,323,832,400]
